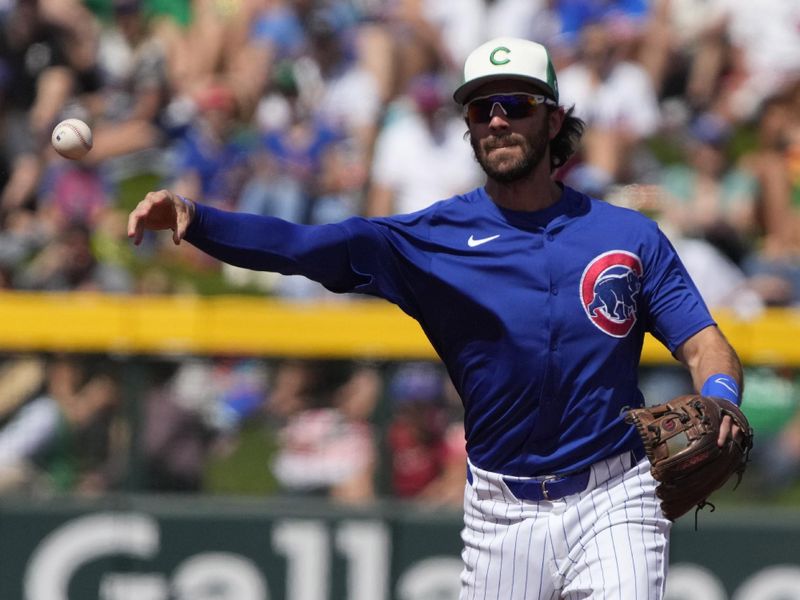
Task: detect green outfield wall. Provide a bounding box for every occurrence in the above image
[0,496,798,600]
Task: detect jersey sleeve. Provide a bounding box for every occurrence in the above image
[641,225,716,352]
[184,204,421,316]
[184,203,369,293]
[336,216,424,317]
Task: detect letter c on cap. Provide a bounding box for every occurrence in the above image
[490,46,510,66]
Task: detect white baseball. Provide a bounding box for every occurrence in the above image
[51,118,93,160]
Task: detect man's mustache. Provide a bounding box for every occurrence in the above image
[482,135,524,150]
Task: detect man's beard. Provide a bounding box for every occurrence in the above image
[470,129,549,183]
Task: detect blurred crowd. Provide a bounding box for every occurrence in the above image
[2,0,800,503]
[1,0,799,305]
[0,353,470,507]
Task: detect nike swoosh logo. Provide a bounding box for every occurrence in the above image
[714,378,738,395]
[467,234,501,247]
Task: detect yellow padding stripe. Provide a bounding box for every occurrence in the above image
[0,292,793,363]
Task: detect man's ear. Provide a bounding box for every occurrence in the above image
[548,107,566,141]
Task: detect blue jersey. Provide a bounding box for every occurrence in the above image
[185,185,714,476]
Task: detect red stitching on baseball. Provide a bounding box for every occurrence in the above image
[63,123,92,149]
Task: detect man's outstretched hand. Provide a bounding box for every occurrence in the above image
[127,190,195,246]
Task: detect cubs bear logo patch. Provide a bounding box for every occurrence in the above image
[580,250,643,337]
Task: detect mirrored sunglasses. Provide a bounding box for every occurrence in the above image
[465,93,556,123]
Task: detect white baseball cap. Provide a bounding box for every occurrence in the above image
[453,37,559,105]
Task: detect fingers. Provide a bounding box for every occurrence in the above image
[127,190,193,246]
[128,190,164,245]
[717,415,743,447]
[127,202,147,246]
[718,415,730,447]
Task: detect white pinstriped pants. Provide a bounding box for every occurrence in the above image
[460,451,670,600]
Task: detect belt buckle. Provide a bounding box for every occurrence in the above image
[540,475,558,500]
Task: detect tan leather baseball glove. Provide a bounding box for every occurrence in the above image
[626,394,754,521]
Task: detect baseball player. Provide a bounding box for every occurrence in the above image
[129,37,745,599]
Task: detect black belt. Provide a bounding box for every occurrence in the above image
[487,446,646,502]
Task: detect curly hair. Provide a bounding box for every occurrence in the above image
[549,106,585,171]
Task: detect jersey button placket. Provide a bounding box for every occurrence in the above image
[546,230,558,352]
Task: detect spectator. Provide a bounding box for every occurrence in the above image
[303,6,382,158]
[268,359,380,504]
[551,0,650,53]
[242,64,343,220]
[640,0,729,107]
[706,0,800,122]
[367,73,482,216]
[169,81,255,210]
[177,0,263,95]
[659,112,759,246]
[231,103,363,295]
[0,356,46,424]
[738,85,800,305]
[0,355,121,495]
[0,0,98,214]
[744,87,800,259]
[670,236,765,318]
[37,161,113,228]
[411,0,484,70]
[558,18,660,194]
[386,362,450,499]
[142,358,269,492]
[386,361,466,507]
[0,208,50,281]
[14,221,133,292]
[236,0,360,113]
[311,138,369,224]
[81,0,171,168]
[355,0,472,102]
[483,0,561,49]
